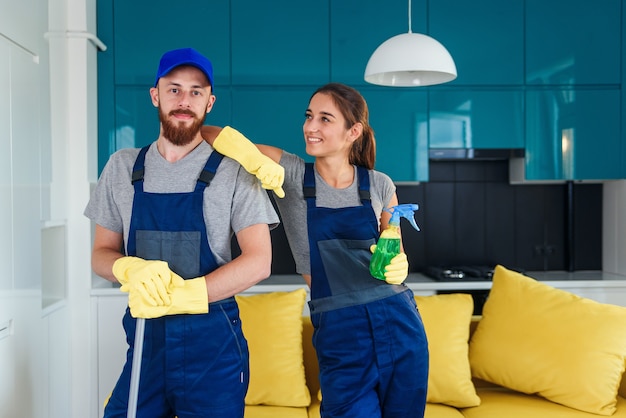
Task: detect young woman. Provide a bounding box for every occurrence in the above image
[204,83,428,418]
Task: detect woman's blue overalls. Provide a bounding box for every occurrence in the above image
[103,145,249,418]
[305,163,429,418]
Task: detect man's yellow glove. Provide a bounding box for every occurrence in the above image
[369,245,409,285]
[113,256,185,305]
[213,126,285,198]
[127,276,209,319]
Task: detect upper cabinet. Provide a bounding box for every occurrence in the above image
[110,0,231,86]
[520,0,624,181]
[523,89,622,181]
[429,0,524,86]
[525,0,621,86]
[231,0,329,85]
[330,0,420,86]
[363,89,429,182]
[97,0,625,181]
[428,89,524,149]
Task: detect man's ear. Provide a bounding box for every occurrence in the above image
[206,94,216,114]
[149,87,159,107]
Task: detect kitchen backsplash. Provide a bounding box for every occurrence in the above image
[247,160,602,275]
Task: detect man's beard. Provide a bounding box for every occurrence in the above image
[159,108,206,146]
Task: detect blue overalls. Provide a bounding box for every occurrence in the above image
[103,145,249,418]
[305,163,429,418]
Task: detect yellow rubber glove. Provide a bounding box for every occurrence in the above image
[127,276,209,319]
[113,256,184,306]
[370,245,409,285]
[212,126,285,198]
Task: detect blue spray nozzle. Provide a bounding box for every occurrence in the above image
[384,204,420,231]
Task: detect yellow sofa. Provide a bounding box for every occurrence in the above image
[239,266,626,418]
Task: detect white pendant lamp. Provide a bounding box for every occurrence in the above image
[364,0,457,87]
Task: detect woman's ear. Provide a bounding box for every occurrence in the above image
[350,122,364,142]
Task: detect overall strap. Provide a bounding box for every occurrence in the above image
[195,151,224,192]
[303,163,371,207]
[131,145,151,192]
[355,165,371,204]
[303,163,316,209]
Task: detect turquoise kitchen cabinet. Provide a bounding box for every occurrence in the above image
[229,88,311,158]
[363,89,429,182]
[97,0,626,181]
[429,0,524,85]
[229,87,429,182]
[330,0,427,86]
[110,86,232,152]
[525,0,621,86]
[428,90,524,149]
[524,89,622,180]
[111,0,231,86]
[231,0,329,85]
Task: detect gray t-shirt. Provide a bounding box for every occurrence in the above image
[84,141,279,266]
[275,151,395,275]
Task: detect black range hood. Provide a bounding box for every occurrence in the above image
[429,148,525,160]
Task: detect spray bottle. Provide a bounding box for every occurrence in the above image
[369,204,420,280]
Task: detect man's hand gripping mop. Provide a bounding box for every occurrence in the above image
[113,257,209,417]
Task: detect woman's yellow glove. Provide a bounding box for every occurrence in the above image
[369,245,409,285]
[127,276,209,319]
[113,256,185,306]
[383,252,409,284]
[213,126,285,198]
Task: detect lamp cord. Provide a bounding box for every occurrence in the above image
[408,0,413,33]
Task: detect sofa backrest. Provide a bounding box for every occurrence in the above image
[302,315,626,399]
[621,362,626,398]
[302,316,320,398]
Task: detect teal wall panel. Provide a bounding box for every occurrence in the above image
[231,0,329,85]
[525,89,621,180]
[97,0,626,180]
[114,86,155,150]
[112,86,232,151]
[430,0,524,85]
[429,89,524,149]
[330,0,425,86]
[526,0,621,85]
[362,89,429,181]
[230,88,311,159]
[112,0,231,86]
[97,0,116,161]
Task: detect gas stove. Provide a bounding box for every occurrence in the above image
[424,265,496,281]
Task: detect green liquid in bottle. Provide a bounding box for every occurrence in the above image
[369,236,401,280]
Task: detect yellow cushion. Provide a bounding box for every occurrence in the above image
[415,293,481,408]
[463,389,626,418]
[424,402,467,418]
[243,404,309,418]
[236,289,311,407]
[469,265,626,415]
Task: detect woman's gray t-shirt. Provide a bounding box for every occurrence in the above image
[275,151,395,275]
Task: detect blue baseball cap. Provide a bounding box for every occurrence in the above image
[154,47,214,88]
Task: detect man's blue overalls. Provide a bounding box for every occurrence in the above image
[103,145,249,418]
[305,163,429,418]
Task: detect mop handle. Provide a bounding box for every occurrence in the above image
[127,317,146,418]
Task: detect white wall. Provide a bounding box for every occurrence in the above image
[603,181,626,275]
[0,0,98,416]
[0,1,55,416]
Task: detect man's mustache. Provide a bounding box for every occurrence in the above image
[169,109,196,117]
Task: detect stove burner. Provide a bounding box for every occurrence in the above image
[424,265,495,281]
